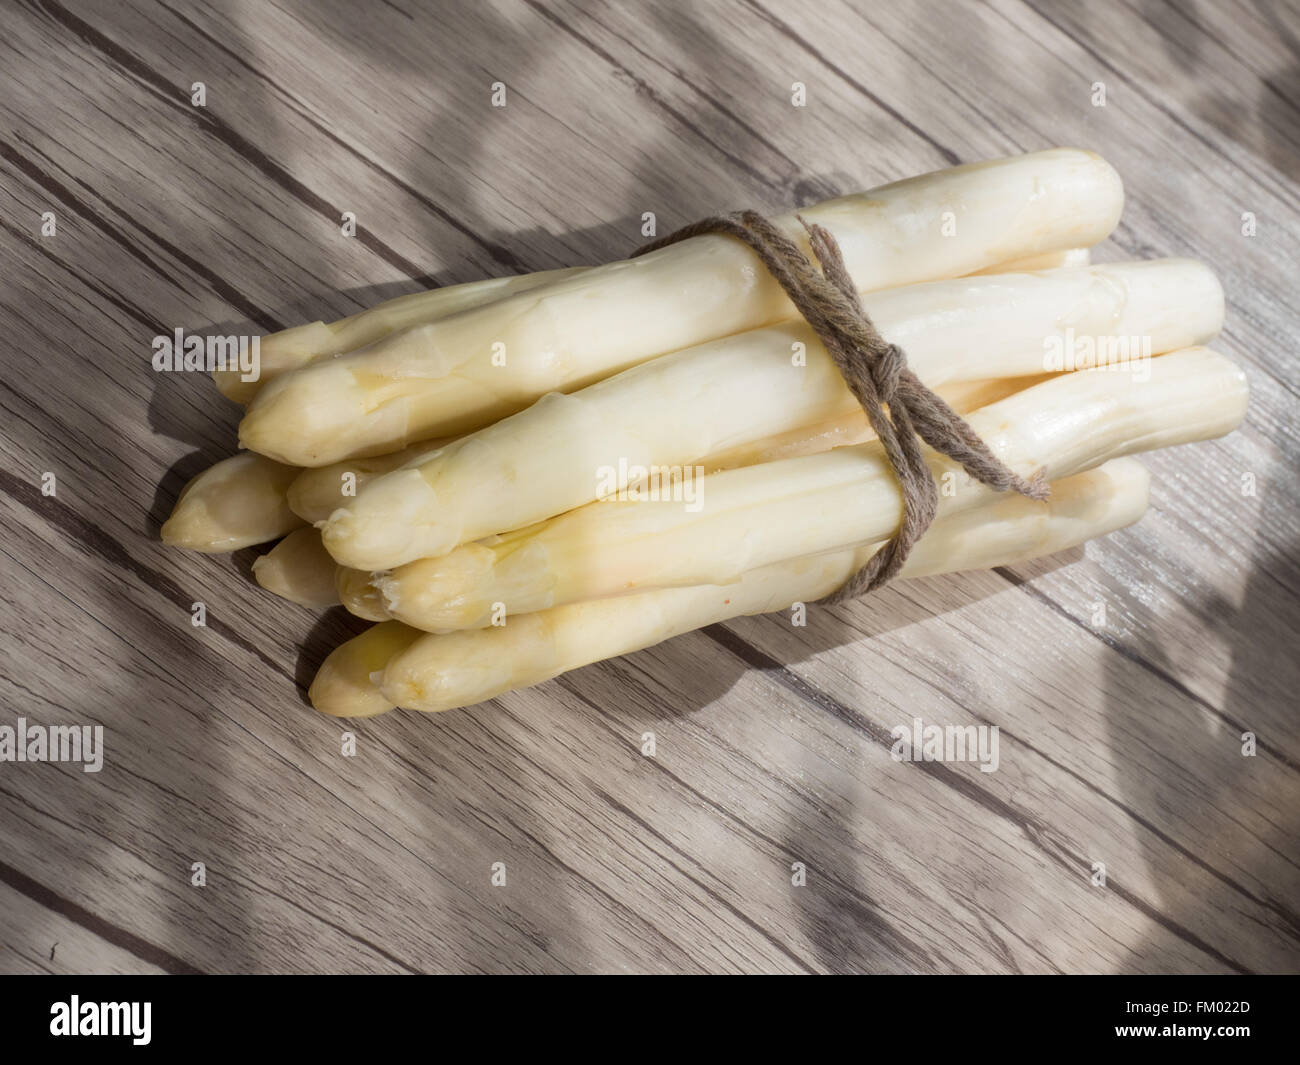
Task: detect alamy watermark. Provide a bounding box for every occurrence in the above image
[891,717,999,773]
[50,996,150,1045]
[1043,329,1152,382]
[152,327,260,382]
[596,459,705,512]
[0,718,104,773]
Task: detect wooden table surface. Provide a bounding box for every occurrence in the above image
[1,0,1297,975]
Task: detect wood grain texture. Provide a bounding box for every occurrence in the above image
[0,0,1296,974]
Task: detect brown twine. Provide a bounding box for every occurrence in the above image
[632,210,1048,603]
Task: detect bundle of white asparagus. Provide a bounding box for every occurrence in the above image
[160,149,1247,718]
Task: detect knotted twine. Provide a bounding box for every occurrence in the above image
[632,211,1047,604]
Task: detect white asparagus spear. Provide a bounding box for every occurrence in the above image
[332,375,1047,621]
[181,373,1049,557]
[241,149,1124,465]
[321,258,1221,570]
[297,374,1036,530]
[365,347,1245,631]
[895,460,1148,578]
[251,528,341,608]
[327,374,1045,624]
[161,452,303,552]
[250,249,1084,416]
[346,459,1149,716]
[214,266,587,403]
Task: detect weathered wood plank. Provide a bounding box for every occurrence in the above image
[0,880,167,975]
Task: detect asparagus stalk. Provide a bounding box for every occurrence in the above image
[311,459,1149,717]
[321,258,1222,570]
[169,370,1050,554]
[358,347,1245,632]
[161,452,303,552]
[293,373,1033,529]
[240,149,1124,466]
[243,249,1086,420]
[213,267,587,403]
[331,375,1040,620]
[331,375,1046,621]
[251,528,341,608]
